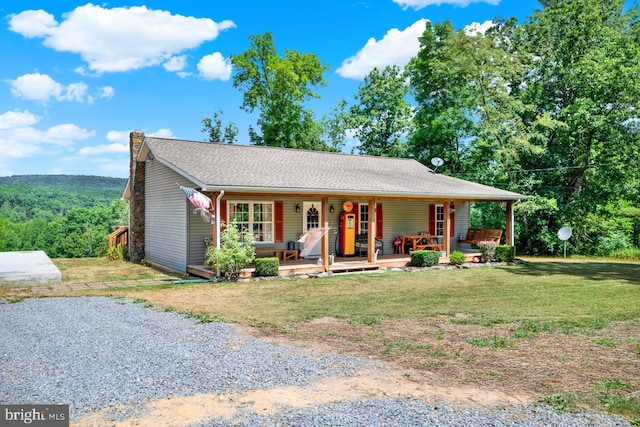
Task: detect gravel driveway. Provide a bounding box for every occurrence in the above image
[0,297,631,426]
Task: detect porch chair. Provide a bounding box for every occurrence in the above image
[354,233,383,258]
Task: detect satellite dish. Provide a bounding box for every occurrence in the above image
[557,227,572,259]
[430,157,444,172]
[557,227,572,241]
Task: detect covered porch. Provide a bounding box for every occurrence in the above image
[187,250,482,280]
[202,196,517,277]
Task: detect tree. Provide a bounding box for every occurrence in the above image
[230,32,329,150]
[201,109,238,143]
[517,0,640,254]
[349,65,412,157]
[407,2,640,255]
[408,19,552,180]
[320,100,351,152]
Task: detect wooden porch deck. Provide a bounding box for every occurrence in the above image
[187,250,481,280]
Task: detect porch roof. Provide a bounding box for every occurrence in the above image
[140,137,523,201]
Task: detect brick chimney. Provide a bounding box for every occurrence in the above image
[129,130,145,263]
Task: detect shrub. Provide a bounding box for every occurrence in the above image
[595,231,632,257]
[106,244,128,261]
[495,245,516,262]
[611,247,640,261]
[449,250,466,265]
[205,221,256,279]
[254,257,279,277]
[410,250,440,267]
[477,241,497,262]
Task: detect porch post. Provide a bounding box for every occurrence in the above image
[506,201,514,246]
[443,201,451,256]
[322,197,329,272]
[367,199,376,263]
[210,192,218,248]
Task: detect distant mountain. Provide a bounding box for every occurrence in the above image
[0,175,128,223]
[0,175,127,192]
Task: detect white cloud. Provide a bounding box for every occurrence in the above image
[0,110,93,160]
[197,52,232,81]
[464,20,494,36]
[148,128,176,138]
[103,128,175,146]
[337,19,428,80]
[0,109,39,129]
[106,130,130,143]
[44,124,94,144]
[99,86,115,100]
[9,5,236,74]
[393,0,500,11]
[59,82,89,102]
[9,72,110,105]
[77,143,128,155]
[7,9,58,37]
[164,55,187,72]
[10,73,62,104]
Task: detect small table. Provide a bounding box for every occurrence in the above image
[399,235,442,254]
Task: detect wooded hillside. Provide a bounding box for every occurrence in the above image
[0,175,128,258]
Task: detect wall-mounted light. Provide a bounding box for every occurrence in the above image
[449,204,456,214]
[329,205,334,213]
[295,204,300,213]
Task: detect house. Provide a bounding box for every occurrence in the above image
[123,131,523,276]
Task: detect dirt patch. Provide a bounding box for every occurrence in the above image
[74,317,638,426]
[237,316,640,412]
[74,369,530,426]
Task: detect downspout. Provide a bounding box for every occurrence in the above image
[215,190,224,278]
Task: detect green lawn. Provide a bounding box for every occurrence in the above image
[114,258,640,330]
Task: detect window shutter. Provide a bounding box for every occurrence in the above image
[449,207,455,237]
[428,204,436,235]
[274,201,283,243]
[353,203,359,233]
[376,203,383,238]
[220,200,227,231]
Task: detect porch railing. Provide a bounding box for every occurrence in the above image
[108,226,129,248]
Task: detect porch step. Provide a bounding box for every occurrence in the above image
[328,262,380,274]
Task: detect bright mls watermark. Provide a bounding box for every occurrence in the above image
[1,405,68,426]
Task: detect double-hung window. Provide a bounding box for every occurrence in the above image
[228,201,274,243]
[358,204,369,234]
[435,205,445,238]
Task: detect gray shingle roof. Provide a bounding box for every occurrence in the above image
[144,137,523,201]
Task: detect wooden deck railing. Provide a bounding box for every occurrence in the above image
[108,226,129,247]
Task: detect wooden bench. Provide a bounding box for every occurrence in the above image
[459,228,503,245]
[255,249,298,260]
[354,233,383,257]
[414,234,442,252]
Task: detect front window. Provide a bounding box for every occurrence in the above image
[228,201,274,243]
[436,205,444,238]
[359,204,369,234]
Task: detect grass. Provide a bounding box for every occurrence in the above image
[2,256,639,421]
[53,257,180,283]
[106,259,640,329]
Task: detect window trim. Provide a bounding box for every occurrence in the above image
[358,204,369,235]
[227,200,275,244]
[435,204,445,239]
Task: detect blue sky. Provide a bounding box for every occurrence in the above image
[0,0,542,178]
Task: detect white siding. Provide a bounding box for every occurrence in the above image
[188,206,213,266]
[145,161,189,272]
[452,202,471,251]
[374,200,428,253]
